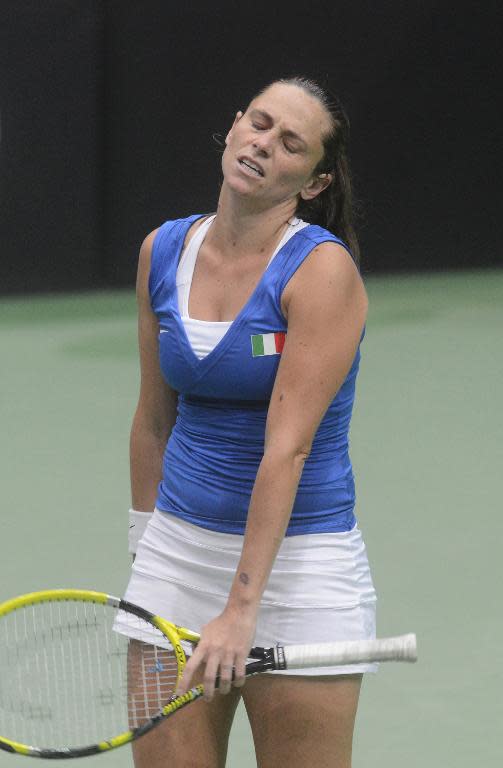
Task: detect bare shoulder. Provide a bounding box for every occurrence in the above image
[136,228,160,293]
[281,240,367,320]
[138,228,160,263]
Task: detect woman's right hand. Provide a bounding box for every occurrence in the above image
[176,604,258,702]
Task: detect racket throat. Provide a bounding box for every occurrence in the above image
[243,647,278,676]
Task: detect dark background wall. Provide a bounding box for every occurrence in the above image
[1,1,500,294]
[0,1,105,293]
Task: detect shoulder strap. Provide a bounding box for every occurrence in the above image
[274,225,352,302]
[148,215,203,304]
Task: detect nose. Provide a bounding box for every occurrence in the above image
[252,136,272,156]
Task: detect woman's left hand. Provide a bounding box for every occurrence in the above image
[175,605,258,701]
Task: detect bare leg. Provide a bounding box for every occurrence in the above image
[242,673,363,768]
[131,692,241,768]
[128,641,241,768]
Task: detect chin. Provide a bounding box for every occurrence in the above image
[224,174,261,197]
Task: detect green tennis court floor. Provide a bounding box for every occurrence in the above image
[1,269,502,766]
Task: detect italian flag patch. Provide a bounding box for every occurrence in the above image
[251,332,286,357]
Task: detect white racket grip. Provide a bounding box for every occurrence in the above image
[280,633,417,669]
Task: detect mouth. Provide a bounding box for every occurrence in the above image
[237,156,265,177]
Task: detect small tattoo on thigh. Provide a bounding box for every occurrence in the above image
[239,572,250,585]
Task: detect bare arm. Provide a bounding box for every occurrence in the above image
[228,243,367,607]
[130,230,179,511]
[177,241,368,698]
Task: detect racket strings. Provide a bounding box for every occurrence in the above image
[0,600,180,748]
[127,641,179,728]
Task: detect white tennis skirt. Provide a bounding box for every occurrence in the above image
[118,509,378,676]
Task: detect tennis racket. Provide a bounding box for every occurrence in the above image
[0,589,417,758]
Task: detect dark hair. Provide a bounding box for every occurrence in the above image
[253,76,360,267]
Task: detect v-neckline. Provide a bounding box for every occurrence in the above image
[172,214,297,369]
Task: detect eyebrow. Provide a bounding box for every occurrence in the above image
[249,108,307,147]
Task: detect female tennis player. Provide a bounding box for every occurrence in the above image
[123,76,377,767]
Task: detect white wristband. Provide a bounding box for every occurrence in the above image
[128,509,153,554]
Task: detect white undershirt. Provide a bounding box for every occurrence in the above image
[176,214,309,359]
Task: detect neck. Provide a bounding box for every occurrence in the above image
[208,185,298,257]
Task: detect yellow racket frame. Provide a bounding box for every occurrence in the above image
[0,589,203,758]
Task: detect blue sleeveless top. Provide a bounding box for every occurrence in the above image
[150,214,362,535]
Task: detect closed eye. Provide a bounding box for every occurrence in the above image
[250,119,301,153]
